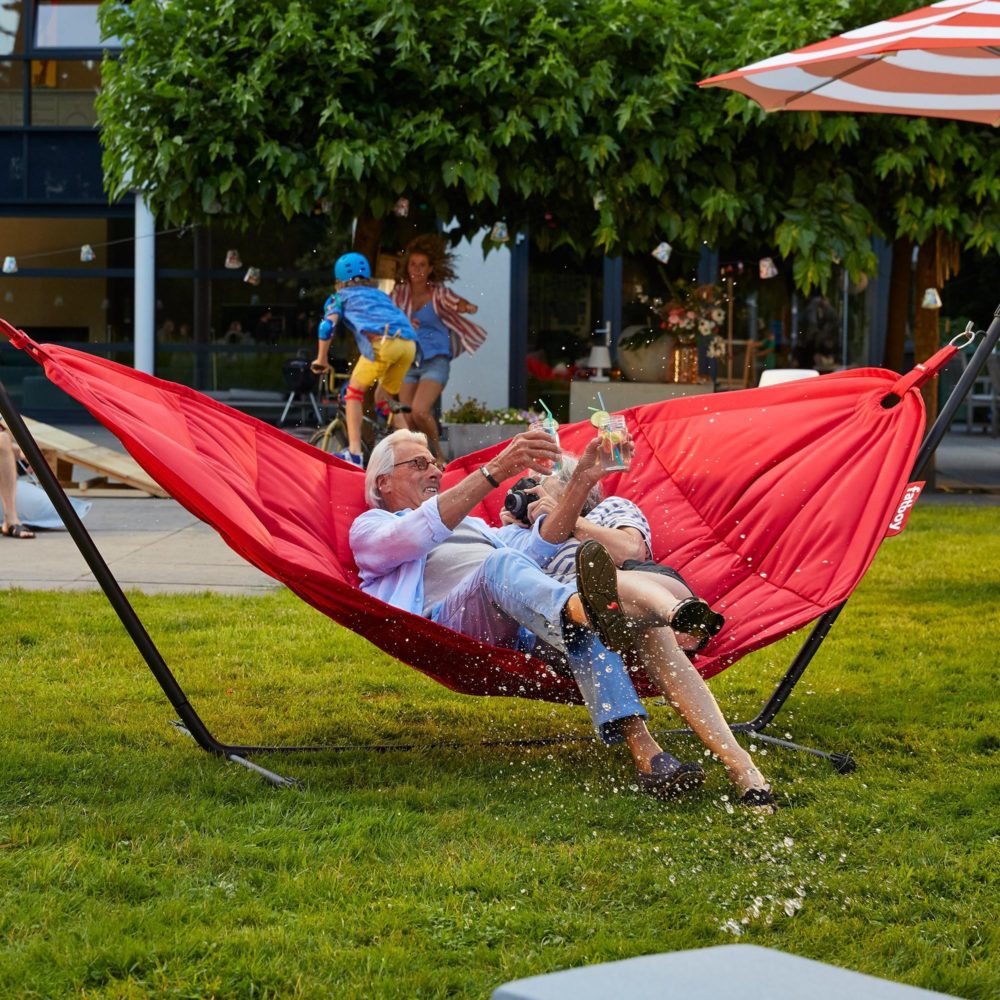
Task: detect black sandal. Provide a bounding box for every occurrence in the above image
[740,786,778,813]
[671,597,725,652]
[1,523,35,539]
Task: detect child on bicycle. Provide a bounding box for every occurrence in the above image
[311,252,419,467]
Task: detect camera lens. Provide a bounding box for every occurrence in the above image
[504,489,538,524]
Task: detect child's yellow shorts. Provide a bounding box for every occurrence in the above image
[351,337,417,396]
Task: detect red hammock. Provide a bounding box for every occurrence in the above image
[2,323,947,703]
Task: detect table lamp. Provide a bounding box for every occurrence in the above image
[588,344,612,381]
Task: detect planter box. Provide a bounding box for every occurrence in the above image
[618,335,676,382]
[443,423,529,461]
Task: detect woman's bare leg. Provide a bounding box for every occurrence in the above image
[639,626,768,792]
[397,382,417,429]
[407,378,445,460]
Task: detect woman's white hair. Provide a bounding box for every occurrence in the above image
[365,429,428,508]
[544,453,603,515]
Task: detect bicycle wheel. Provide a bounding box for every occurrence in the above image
[309,419,371,465]
[309,419,350,455]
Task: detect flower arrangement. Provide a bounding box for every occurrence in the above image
[443,395,537,425]
[620,283,728,360]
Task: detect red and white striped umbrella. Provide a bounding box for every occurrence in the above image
[700,0,1000,126]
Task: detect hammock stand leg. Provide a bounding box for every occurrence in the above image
[0,381,301,789]
[663,305,1000,773]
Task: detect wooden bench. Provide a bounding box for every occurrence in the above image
[21,417,168,498]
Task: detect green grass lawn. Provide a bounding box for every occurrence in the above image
[2,504,998,999]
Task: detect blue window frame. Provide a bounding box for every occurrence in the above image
[0,0,121,206]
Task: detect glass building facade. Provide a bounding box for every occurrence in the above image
[0,1,882,421]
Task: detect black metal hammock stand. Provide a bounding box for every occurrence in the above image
[0,307,996,787]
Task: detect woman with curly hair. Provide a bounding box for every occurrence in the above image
[392,234,488,460]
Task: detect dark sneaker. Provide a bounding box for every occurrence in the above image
[636,752,706,800]
[575,539,634,655]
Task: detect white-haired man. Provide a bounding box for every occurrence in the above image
[349,427,706,800]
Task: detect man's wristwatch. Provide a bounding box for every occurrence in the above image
[480,465,500,488]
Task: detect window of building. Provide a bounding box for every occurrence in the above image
[0,1,25,57]
[27,131,102,199]
[34,1,117,49]
[0,132,24,197]
[30,58,99,124]
[0,59,24,124]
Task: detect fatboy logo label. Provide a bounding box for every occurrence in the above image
[886,481,925,536]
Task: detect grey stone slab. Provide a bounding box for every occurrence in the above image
[492,946,958,1000]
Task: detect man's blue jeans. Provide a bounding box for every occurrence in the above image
[428,549,646,744]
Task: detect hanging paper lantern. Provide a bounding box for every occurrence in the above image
[2,256,17,274]
[224,249,243,269]
[651,242,672,264]
[921,287,942,309]
[759,257,779,280]
[80,244,96,263]
[243,266,261,286]
[393,197,410,218]
[490,222,509,243]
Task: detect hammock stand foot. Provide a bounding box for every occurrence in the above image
[226,754,303,789]
[169,721,303,788]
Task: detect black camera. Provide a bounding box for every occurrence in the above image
[504,476,540,524]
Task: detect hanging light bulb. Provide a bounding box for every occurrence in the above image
[759,257,779,279]
[224,249,243,269]
[393,197,410,217]
[490,222,509,243]
[651,242,672,263]
[2,256,17,274]
[80,244,96,262]
[243,266,261,286]
[4,290,13,303]
[921,287,942,309]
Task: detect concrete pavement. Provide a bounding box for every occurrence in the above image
[2,422,997,597]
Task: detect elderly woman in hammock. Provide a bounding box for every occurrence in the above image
[351,426,774,811]
[499,455,776,812]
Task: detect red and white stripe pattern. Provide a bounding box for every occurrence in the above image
[700,1,1000,125]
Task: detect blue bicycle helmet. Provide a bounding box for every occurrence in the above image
[334,252,371,282]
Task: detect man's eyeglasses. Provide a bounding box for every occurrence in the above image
[392,456,442,472]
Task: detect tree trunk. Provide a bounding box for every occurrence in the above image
[352,213,384,271]
[884,235,912,371]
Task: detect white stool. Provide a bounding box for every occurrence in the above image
[492,945,957,1000]
[759,368,820,387]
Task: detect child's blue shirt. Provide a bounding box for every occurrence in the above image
[318,284,418,361]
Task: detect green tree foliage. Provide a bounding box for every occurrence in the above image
[98,0,1000,292]
[99,0,719,254]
